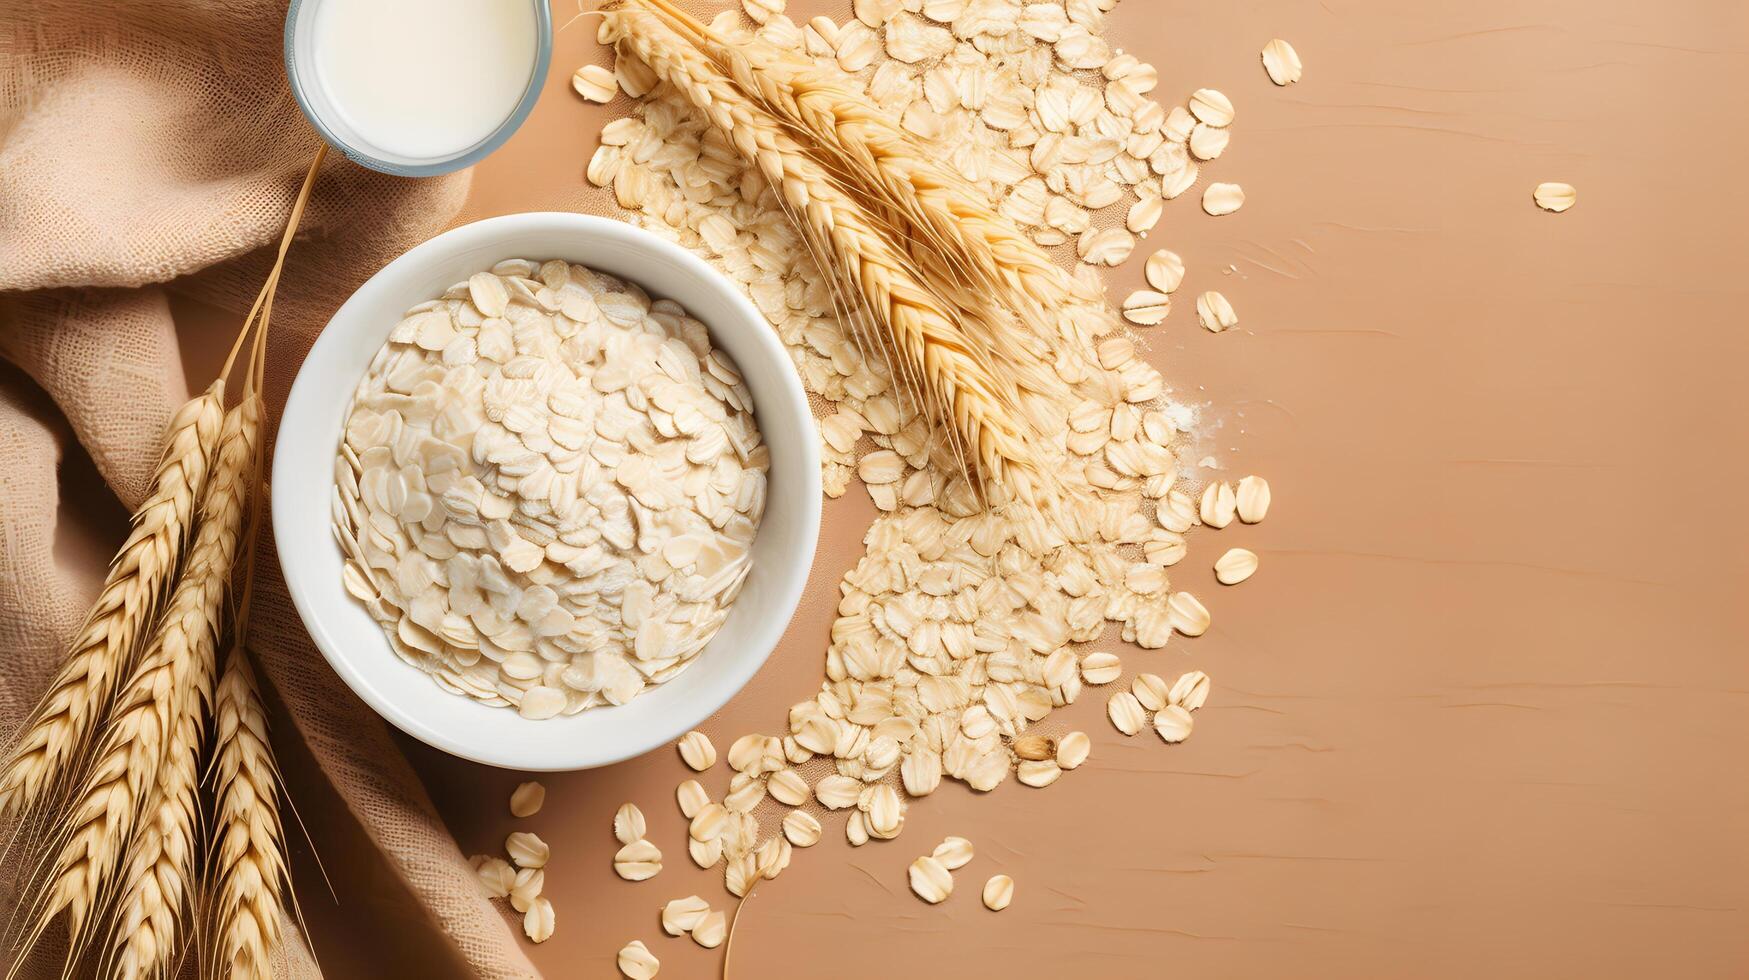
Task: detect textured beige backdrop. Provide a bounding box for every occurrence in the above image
[282,0,1743,976]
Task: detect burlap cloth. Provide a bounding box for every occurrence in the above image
[1,2,537,976]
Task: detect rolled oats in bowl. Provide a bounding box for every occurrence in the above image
[333,258,768,719]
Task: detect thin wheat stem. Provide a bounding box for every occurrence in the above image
[219,144,328,384]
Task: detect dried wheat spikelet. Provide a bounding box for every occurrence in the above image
[606,4,1044,503]
[4,144,319,980]
[209,650,288,980]
[29,393,259,953]
[108,674,202,980]
[641,0,1097,347]
[0,382,225,819]
[111,374,275,980]
[208,328,291,980]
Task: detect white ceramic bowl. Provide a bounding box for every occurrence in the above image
[273,213,820,770]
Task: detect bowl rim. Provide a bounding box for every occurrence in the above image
[282,0,553,177]
[272,211,821,770]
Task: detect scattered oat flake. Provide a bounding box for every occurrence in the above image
[1130,675,1168,713]
[1189,124,1229,161]
[524,897,555,943]
[1196,291,1238,333]
[688,836,722,870]
[1018,759,1062,787]
[768,768,810,806]
[742,0,782,23]
[506,832,548,869]
[909,855,954,904]
[1188,88,1234,127]
[677,731,716,771]
[1162,162,1199,200]
[815,773,862,809]
[613,839,663,881]
[784,809,822,847]
[1167,591,1211,637]
[1163,105,1197,142]
[571,64,616,103]
[509,781,545,818]
[676,780,708,819]
[757,831,790,879]
[1078,227,1136,266]
[933,836,974,870]
[1261,38,1303,85]
[1122,290,1172,326]
[509,867,543,913]
[727,733,766,773]
[1126,195,1163,233]
[1080,651,1122,685]
[662,895,711,936]
[1057,731,1091,770]
[692,909,727,948]
[723,777,766,813]
[1236,474,1272,523]
[1108,691,1147,735]
[1200,481,1237,528]
[1154,704,1195,743]
[1171,671,1212,711]
[983,874,1014,911]
[614,803,646,846]
[1145,249,1186,293]
[1202,182,1244,216]
[726,851,757,897]
[617,939,659,979]
[689,803,727,842]
[1215,548,1258,585]
[1534,182,1576,212]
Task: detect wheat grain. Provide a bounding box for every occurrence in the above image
[30,394,258,952]
[0,382,225,818]
[606,6,1042,502]
[109,678,201,980]
[210,651,287,980]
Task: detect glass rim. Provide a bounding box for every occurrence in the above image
[282,0,553,178]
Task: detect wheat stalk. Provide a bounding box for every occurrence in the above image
[25,393,259,957]
[208,650,286,980]
[607,5,1043,502]
[0,382,225,819]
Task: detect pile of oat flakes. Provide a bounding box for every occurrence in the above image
[503,0,1285,962]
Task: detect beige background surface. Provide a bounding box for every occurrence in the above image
[293,0,1749,976]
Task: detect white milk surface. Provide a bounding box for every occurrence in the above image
[313,0,537,161]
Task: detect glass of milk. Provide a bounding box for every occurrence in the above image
[284,0,551,176]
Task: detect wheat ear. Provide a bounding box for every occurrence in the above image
[0,382,225,818]
[208,650,286,980]
[108,680,202,980]
[608,7,1042,501]
[209,326,291,980]
[716,34,1076,407]
[27,393,259,955]
[645,0,1095,327]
